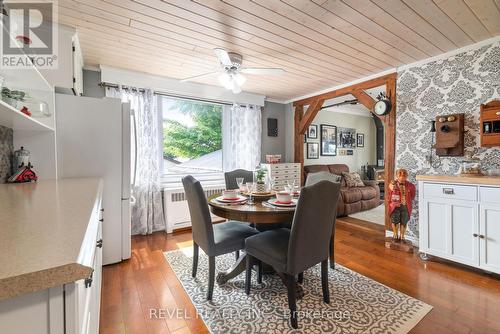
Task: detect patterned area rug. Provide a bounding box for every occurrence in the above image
[164,249,432,333]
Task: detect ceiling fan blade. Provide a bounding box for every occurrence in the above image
[179,71,218,82]
[214,48,232,66]
[241,68,285,76]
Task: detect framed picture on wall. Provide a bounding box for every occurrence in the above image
[320,124,337,156]
[307,124,318,139]
[357,133,365,147]
[307,143,319,159]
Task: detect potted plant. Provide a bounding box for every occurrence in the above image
[255,167,267,193]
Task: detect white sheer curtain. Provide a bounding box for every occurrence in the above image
[222,103,262,171]
[106,86,165,235]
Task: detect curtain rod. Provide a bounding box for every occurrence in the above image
[99,81,235,106]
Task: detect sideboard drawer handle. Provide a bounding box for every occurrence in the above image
[442,188,454,195]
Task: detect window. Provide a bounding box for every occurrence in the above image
[161,96,223,187]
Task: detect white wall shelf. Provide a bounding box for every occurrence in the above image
[0,100,54,131]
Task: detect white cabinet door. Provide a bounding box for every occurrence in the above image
[449,202,479,267]
[479,204,500,274]
[421,199,448,256]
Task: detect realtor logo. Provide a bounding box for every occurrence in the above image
[0,0,58,69]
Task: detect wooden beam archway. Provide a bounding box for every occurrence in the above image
[293,73,397,231]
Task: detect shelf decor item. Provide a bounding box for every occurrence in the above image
[9,146,37,183]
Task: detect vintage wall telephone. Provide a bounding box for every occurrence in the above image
[434,113,464,156]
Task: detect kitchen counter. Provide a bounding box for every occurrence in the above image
[416,174,500,186]
[0,178,102,300]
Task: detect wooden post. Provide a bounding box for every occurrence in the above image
[294,105,304,184]
[384,76,397,230]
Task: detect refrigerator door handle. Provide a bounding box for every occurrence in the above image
[132,109,138,190]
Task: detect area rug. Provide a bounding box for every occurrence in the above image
[349,204,386,225]
[164,249,432,333]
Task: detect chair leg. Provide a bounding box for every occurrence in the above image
[321,260,330,304]
[207,256,215,301]
[329,238,335,269]
[297,272,304,284]
[192,243,199,278]
[257,260,263,284]
[286,274,298,329]
[235,250,240,260]
[245,255,253,295]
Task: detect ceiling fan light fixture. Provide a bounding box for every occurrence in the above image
[234,73,246,86]
[217,72,232,89]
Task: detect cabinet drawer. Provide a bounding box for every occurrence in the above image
[423,183,477,201]
[479,187,500,204]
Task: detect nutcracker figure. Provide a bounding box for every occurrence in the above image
[388,168,416,241]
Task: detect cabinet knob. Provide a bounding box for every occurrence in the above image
[473,233,478,237]
[96,238,103,248]
[479,235,485,239]
[100,208,104,212]
[442,188,454,195]
[99,218,104,222]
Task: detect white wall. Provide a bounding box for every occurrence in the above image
[304,109,377,173]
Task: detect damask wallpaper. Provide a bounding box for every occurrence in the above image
[0,125,13,183]
[395,40,500,241]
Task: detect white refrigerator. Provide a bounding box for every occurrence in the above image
[56,94,132,265]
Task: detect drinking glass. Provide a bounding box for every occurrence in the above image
[246,182,255,205]
[286,180,297,193]
[268,176,276,192]
[236,177,244,191]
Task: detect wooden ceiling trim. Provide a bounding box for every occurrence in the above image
[141,0,373,77]
[342,0,445,55]
[196,0,380,73]
[298,98,325,135]
[351,89,376,111]
[433,0,492,41]
[293,73,397,106]
[402,0,474,47]
[282,0,417,64]
[248,0,398,68]
[312,0,430,58]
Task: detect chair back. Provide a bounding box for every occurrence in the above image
[224,169,253,190]
[287,181,340,274]
[182,175,214,252]
[305,171,340,186]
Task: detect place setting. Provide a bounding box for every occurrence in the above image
[212,189,248,206]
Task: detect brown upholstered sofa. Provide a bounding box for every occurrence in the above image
[304,164,380,217]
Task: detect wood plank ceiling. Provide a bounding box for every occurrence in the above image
[51,0,500,101]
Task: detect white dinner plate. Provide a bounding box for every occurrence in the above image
[267,198,297,207]
[215,195,247,203]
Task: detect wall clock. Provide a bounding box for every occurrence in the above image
[373,92,392,116]
[373,99,391,116]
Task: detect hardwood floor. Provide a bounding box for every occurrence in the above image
[100,218,500,334]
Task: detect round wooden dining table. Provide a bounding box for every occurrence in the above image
[207,194,304,297]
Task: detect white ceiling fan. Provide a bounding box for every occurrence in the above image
[179,48,286,94]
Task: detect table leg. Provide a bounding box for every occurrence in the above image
[216,252,247,284]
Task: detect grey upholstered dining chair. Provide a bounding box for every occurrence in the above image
[224,169,254,190]
[244,181,341,329]
[305,171,341,269]
[182,175,258,300]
